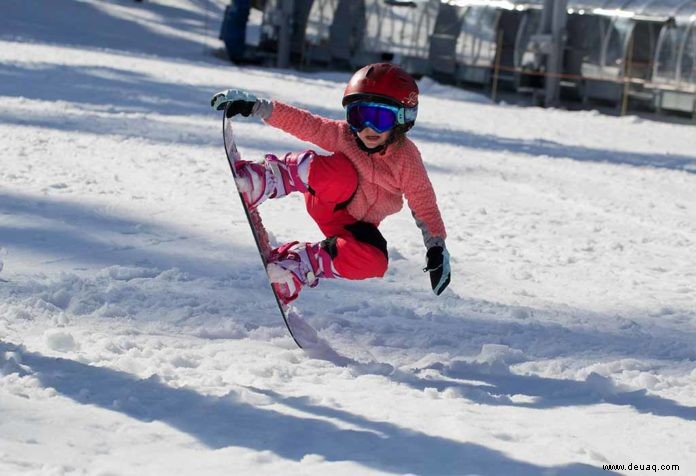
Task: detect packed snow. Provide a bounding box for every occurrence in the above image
[1,1,695,475]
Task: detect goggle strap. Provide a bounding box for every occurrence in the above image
[402,106,417,124]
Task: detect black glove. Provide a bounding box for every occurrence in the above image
[424,246,451,296]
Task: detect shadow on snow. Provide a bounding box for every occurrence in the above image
[0,341,615,476]
[409,125,696,175]
[0,0,224,59]
[0,190,241,278]
[2,193,694,426]
[393,360,696,422]
[0,62,319,153]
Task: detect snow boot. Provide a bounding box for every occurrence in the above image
[234,151,313,208]
[266,241,338,305]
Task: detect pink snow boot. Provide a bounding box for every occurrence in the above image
[234,151,313,208]
[266,241,338,305]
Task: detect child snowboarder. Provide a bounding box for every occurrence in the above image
[211,63,450,304]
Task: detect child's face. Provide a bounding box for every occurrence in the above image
[357,127,391,149]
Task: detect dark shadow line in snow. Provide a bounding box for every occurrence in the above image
[0,190,249,279]
[301,279,696,364]
[298,282,696,418]
[0,0,224,60]
[0,63,217,117]
[0,107,296,153]
[393,364,696,422]
[0,190,292,330]
[0,341,616,476]
[0,63,329,153]
[409,125,696,175]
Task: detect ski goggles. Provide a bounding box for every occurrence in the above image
[345,101,417,133]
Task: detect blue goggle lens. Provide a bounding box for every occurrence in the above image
[346,102,399,133]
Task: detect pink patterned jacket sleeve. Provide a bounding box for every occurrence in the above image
[399,141,447,243]
[265,101,343,153]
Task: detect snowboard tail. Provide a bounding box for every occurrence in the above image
[222,113,303,348]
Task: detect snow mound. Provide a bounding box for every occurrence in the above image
[1,348,31,377]
[97,265,162,281]
[446,344,528,376]
[44,329,78,352]
[584,372,622,397]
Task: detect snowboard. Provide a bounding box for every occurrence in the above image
[221,112,307,348]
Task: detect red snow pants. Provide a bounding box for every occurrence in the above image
[304,151,388,280]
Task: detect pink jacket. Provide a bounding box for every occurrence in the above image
[265,101,447,242]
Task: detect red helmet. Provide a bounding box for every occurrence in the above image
[342,63,419,109]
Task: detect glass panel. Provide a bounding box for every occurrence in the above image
[570,0,689,22]
[456,7,481,65]
[568,14,601,76]
[403,0,441,58]
[654,25,682,83]
[305,0,339,46]
[581,16,609,78]
[515,10,542,70]
[566,0,608,10]
[456,6,499,67]
[638,0,690,21]
[602,18,632,78]
[627,21,657,80]
[259,0,281,50]
[477,7,500,67]
[678,24,696,85]
[362,0,385,52]
[618,0,656,12]
[385,0,440,58]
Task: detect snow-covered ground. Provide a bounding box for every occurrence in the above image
[1,1,695,474]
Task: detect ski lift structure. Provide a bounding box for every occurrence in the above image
[429,0,546,89]
[250,0,696,118]
[353,0,441,74]
[565,0,696,116]
[649,1,696,115]
[429,0,696,115]
[257,0,440,74]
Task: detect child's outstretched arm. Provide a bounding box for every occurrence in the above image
[211,89,343,153]
[265,101,344,153]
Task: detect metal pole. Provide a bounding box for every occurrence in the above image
[621,32,634,116]
[492,29,504,103]
[544,0,567,107]
[277,0,294,69]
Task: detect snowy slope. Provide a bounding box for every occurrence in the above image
[1,1,695,475]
